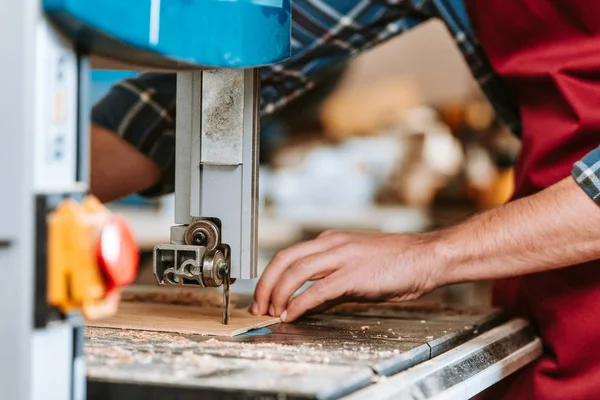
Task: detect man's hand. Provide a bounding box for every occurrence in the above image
[251,230,441,322]
[251,177,600,323]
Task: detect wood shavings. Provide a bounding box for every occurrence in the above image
[86,327,196,347]
[86,346,133,364]
[85,327,401,367]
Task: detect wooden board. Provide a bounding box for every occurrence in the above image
[88,301,280,337]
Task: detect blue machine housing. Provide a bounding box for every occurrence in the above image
[42,0,291,68]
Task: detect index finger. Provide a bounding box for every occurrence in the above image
[269,247,346,316]
[252,235,345,315]
[281,272,346,322]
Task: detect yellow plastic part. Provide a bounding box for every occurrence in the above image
[47,195,119,320]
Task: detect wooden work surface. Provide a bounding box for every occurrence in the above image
[88,301,280,337]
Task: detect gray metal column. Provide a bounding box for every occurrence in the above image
[174,69,260,280]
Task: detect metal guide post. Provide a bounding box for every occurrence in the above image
[155,68,260,323]
[171,69,259,281]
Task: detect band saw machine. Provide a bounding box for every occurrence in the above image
[0,1,543,399]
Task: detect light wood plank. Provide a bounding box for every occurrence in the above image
[88,301,280,337]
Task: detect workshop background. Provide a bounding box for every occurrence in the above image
[98,21,519,306]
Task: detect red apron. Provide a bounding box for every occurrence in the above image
[465,1,600,399]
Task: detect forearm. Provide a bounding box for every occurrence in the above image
[90,124,161,202]
[434,176,600,286]
[91,73,176,201]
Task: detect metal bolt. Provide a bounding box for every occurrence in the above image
[217,262,229,279]
[192,229,208,245]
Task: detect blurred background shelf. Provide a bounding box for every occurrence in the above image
[111,203,431,252]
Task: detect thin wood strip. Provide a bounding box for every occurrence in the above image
[88,302,280,337]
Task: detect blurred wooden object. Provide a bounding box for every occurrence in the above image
[465,101,495,131]
[439,100,495,133]
[320,77,420,140]
[471,168,514,209]
[376,133,443,207]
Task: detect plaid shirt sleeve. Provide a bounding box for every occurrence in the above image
[572,147,600,203]
[92,73,176,196]
[91,0,435,196]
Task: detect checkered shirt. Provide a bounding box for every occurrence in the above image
[572,148,600,202]
[91,0,597,201]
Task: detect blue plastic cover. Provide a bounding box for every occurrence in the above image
[42,0,291,68]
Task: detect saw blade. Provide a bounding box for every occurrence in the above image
[222,265,230,324]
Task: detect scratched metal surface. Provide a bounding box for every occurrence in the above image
[85,301,504,399]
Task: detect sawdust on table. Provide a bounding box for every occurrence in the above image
[85,327,400,366]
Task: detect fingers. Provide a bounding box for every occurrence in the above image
[281,271,348,322]
[253,233,347,315]
[269,247,347,316]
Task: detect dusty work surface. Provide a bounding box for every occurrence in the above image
[86,297,505,399]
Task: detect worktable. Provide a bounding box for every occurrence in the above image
[85,299,541,400]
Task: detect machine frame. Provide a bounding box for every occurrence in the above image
[0,2,87,399]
